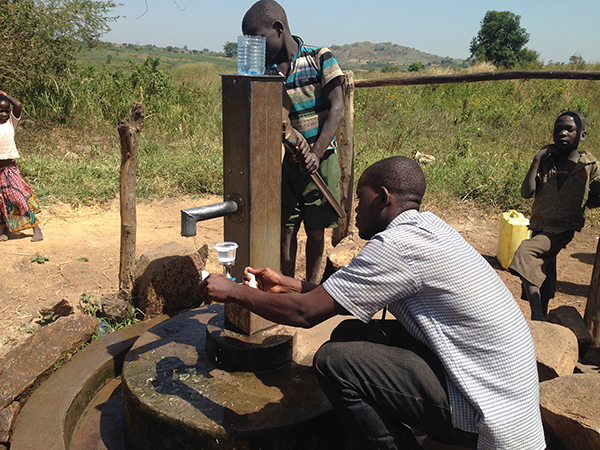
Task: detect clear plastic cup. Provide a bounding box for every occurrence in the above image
[214,242,238,266]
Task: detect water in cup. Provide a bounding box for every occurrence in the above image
[215,242,238,266]
[237,35,266,76]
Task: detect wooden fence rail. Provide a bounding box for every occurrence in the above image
[335,69,600,344]
[354,70,600,89]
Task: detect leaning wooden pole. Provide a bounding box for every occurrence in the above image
[332,70,355,246]
[585,239,600,346]
[118,102,144,299]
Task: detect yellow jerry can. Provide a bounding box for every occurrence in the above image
[496,210,530,270]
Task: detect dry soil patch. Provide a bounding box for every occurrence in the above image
[1,197,598,357]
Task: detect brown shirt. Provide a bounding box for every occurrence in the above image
[530,151,600,233]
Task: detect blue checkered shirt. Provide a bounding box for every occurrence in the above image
[323,209,545,450]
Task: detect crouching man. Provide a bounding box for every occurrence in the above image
[200,156,545,450]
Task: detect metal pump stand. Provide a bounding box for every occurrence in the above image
[181,74,295,372]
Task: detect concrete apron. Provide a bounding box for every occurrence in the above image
[121,304,347,450]
[10,305,347,450]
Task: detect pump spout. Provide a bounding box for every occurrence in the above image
[181,201,238,237]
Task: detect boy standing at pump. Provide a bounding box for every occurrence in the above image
[242,0,344,283]
[510,111,600,320]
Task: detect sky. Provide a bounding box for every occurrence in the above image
[103,0,600,64]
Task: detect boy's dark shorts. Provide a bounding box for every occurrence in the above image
[281,148,341,229]
[508,230,574,300]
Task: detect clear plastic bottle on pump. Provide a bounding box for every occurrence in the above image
[237,35,266,76]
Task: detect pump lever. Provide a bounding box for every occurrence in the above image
[283,134,346,220]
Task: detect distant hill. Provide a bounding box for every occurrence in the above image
[328,41,462,70]
[82,41,464,73]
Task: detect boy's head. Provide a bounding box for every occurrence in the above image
[355,156,426,240]
[242,0,290,65]
[0,97,11,124]
[553,111,586,152]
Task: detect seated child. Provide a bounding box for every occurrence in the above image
[510,111,600,320]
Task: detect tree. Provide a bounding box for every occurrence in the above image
[223,41,238,58]
[408,62,424,72]
[569,53,586,69]
[0,0,119,94]
[381,64,400,73]
[469,11,538,68]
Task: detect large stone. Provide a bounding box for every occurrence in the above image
[527,320,578,381]
[582,345,600,367]
[540,374,600,450]
[547,305,592,358]
[321,233,366,282]
[132,242,208,317]
[0,313,98,409]
[0,402,19,443]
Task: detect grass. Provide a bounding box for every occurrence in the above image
[352,64,600,217]
[12,53,600,224]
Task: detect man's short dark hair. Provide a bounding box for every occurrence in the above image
[362,156,426,207]
[243,0,288,32]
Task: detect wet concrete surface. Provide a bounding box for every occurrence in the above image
[121,304,347,449]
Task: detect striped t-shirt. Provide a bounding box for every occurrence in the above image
[0,112,20,159]
[323,209,546,450]
[270,36,344,148]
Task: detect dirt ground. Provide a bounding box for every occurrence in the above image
[1,196,598,358]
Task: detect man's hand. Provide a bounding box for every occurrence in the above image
[244,267,287,293]
[199,274,240,305]
[244,266,309,293]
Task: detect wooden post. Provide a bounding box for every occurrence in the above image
[332,70,355,246]
[118,102,144,299]
[585,239,600,346]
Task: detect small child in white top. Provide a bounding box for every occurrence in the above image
[0,91,42,242]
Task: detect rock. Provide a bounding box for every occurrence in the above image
[574,362,600,374]
[547,305,592,358]
[132,242,208,317]
[321,233,366,283]
[582,346,600,367]
[527,320,578,381]
[99,293,131,324]
[0,402,19,443]
[37,299,74,325]
[0,313,98,409]
[539,374,600,450]
[415,151,436,165]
